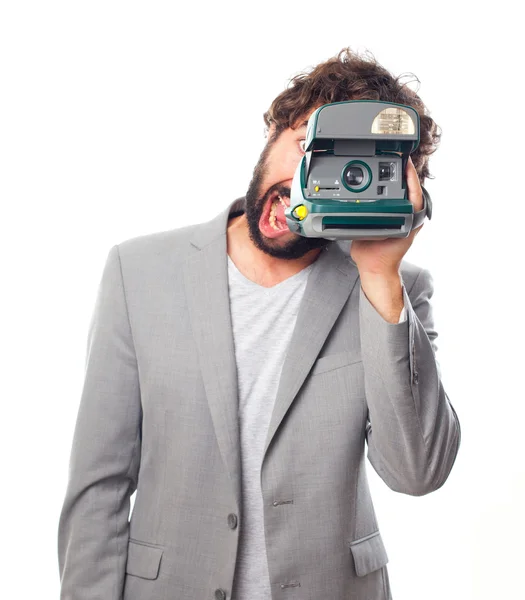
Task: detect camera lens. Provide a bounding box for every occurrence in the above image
[344,166,364,186]
[341,160,372,193]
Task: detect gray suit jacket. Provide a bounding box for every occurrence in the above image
[57,196,461,600]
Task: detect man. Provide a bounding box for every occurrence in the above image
[58,47,461,600]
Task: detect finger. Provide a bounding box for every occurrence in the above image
[406,156,423,212]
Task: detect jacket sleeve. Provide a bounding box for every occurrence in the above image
[57,244,142,599]
[359,267,461,496]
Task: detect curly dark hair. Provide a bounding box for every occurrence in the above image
[263,47,441,183]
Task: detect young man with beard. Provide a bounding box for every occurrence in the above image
[58,47,461,600]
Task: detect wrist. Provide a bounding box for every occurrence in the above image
[359,270,404,324]
[359,268,401,283]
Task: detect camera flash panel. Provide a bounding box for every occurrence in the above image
[371,107,415,135]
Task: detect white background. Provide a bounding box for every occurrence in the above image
[1,1,523,598]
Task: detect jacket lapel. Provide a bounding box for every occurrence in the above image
[262,240,359,461]
[183,197,359,508]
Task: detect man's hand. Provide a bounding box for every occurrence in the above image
[351,156,425,323]
[350,155,424,276]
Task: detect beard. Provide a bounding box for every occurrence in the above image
[243,140,331,260]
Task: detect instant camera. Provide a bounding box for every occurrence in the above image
[284,100,433,240]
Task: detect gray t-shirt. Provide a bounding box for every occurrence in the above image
[227,254,315,600]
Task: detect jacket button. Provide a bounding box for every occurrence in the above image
[214,589,226,600]
[413,371,419,384]
[227,513,238,529]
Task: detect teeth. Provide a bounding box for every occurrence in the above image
[269,200,285,231]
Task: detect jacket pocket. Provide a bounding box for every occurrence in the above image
[348,530,389,577]
[310,350,362,376]
[125,539,164,580]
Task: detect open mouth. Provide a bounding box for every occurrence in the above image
[262,190,290,233]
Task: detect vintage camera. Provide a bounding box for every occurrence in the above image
[284,100,433,240]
